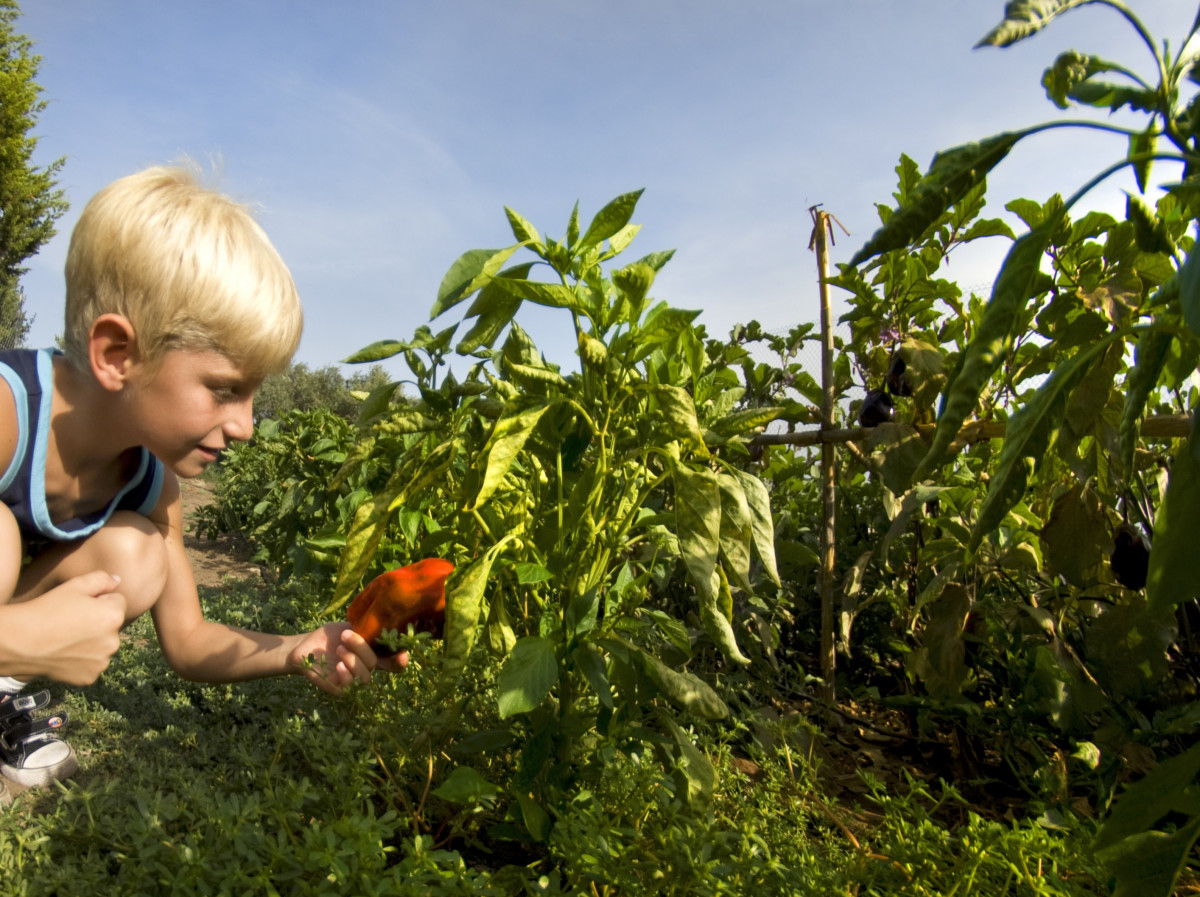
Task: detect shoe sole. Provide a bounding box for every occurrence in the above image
[0,743,78,788]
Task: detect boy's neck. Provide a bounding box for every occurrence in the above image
[48,355,134,478]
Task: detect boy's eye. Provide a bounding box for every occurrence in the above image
[211,384,247,401]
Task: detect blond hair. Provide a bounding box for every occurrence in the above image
[63,165,302,376]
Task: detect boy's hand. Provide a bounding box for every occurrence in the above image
[287,623,409,696]
[7,572,126,685]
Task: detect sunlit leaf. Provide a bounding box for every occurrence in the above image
[654,384,709,457]
[976,0,1094,48]
[342,339,406,364]
[700,567,751,666]
[354,380,401,426]
[504,206,540,245]
[431,247,513,319]
[730,468,780,586]
[850,132,1028,266]
[969,332,1121,553]
[579,189,644,251]
[673,463,721,603]
[635,646,729,719]
[442,537,512,687]
[913,221,1056,483]
[471,397,556,509]
[716,472,753,591]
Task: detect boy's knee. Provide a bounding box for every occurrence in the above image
[88,512,169,618]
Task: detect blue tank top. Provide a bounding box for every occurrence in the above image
[0,348,164,545]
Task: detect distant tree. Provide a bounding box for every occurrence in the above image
[254,362,397,421]
[0,0,67,349]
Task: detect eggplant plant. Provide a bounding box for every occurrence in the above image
[844,4,1200,893]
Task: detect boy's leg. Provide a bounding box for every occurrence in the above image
[13,511,169,624]
[0,503,21,606]
[2,512,167,786]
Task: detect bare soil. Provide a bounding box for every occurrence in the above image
[178,478,263,587]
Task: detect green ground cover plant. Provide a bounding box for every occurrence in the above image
[0,577,1109,896]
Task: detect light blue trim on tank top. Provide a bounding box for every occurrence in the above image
[29,349,158,539]
[0,362,30,494]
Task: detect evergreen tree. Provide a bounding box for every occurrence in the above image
[0,0,66,349]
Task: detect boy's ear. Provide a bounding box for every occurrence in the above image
[88,314,139,391]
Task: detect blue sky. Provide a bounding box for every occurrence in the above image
[15,1,1198,378]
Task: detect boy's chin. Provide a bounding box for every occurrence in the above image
[169,456,215,479]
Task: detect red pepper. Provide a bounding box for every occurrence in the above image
[346,558,454,656]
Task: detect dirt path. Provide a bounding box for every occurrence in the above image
[179,478,263,586]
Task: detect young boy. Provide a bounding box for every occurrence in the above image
[0,166,396,788]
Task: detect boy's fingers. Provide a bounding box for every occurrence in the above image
[73,570,124,597]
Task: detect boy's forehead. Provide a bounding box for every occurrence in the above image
[160,347,261,382]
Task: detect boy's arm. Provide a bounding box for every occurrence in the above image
[147,471,380,694]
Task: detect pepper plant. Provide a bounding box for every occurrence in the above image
[326,191,788,833]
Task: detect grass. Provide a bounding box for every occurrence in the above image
[0,576,1113,896]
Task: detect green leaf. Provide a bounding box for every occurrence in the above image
[710,405,786,437]
[326,441,456,612]
[730,468,780,586]
[976,0,1094,48]
[674,463,722,603]
[1101,818,1200,897]
[434,767,501,804]
[431,247,506,319]
[969,332,1121,554]
[1146,414,1200,619]
[514,791,551,842]
[1178,232,1200,337]
[1040,484,1108,587]
[342,339,406,364]
[850,133,1028,267]
[880,484,950,567]
[660,712,718,809]
[566,202,580,249]
[579,189,644,251]
[442,538,512,687]
[1130,128,1158,194]
[654,384,709,457]
[456,293,521,355]
[488,275,589,317]
[573,642,613,709]
[471,397,556,510]
[1042,50,1119,109]
[908,584,971,700]
[1097,741,1200,850]
[1120,328,1173,480]
[504,206,540,245]
[514,562,552,584]
[913,222,1056,483]
[635,646,729,719]
[497,636,558,718]
[564,587,600,640]
[354,380,401,426]
[717,472,753,591]
[700,567,751,666]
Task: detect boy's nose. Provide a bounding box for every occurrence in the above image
[224,397,255,442]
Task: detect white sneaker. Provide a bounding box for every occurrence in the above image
[0,690,78,787]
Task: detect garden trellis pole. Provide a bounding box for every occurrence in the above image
[809,206,846,704]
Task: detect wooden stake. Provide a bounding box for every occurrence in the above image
[809,206,842,705]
